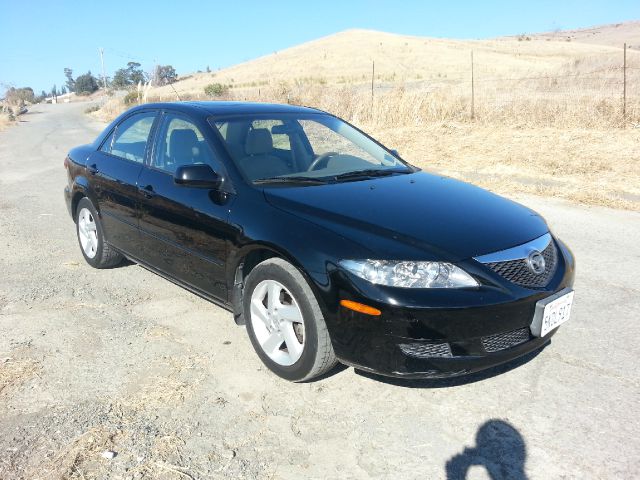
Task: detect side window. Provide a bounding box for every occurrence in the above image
[109,112,156,163]
[251,119,290,151]
[214,121,229,140]
[99,130,115,153]
[152,114,220,174]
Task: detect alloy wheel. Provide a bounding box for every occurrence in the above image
[249,279,305,366]
[77,207,98,259]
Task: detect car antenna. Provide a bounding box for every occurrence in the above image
[169,83,182,101]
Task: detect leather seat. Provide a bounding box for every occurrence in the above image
[238,128,290,181]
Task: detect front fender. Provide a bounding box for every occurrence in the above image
[227,201,374,324]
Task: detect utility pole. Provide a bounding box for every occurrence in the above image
[99,48,107,90]
[623,43,627,121]
[470,50,475,120]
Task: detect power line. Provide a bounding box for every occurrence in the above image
[105,48,154,64]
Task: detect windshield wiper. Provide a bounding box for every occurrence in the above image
[331,168,409,182]
[253,175,328,185]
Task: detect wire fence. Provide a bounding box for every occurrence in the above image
[358,44,640,127]
[106,43,640,128]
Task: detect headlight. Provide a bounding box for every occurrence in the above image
[339,259,478,288]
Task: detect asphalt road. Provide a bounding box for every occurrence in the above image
[0,102,639,479]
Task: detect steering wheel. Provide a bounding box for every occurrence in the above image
[307,152,338,172]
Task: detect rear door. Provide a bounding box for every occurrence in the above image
[87,111,157,257]
[137,111,233,300]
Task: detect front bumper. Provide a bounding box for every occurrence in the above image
[64,186,73,218]
[322,238,575,379]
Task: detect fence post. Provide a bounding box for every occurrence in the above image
[371,60,375,105]
[623,43,627,121]
[470,50,475,120]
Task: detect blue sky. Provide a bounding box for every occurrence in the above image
[1,0,638,96]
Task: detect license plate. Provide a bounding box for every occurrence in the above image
[530,288,574,337]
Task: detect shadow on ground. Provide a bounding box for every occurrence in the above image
[445,420,527,480]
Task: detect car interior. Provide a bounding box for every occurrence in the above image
[215,117,389,181]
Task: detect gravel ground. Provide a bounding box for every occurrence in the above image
[0,102,639,479]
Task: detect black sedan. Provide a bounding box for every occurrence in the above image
[64,102,575,381]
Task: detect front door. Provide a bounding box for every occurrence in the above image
[137,112,233,300]
[87,111,157,256]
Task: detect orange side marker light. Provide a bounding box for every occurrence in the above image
[340,300,381,316]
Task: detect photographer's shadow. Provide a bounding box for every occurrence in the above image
[446,420,527,480]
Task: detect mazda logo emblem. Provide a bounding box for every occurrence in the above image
[527,250,546,275]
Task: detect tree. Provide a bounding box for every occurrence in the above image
[75,71,99,94]
[127,62,146,85]
[204,83,229,97]
[64,68,75,93]
[41,90,47,98]
[152,65,177,86]
[51,84,57,97]
[5,87,35,105]
[111,68,129,88]
[111,62,147,89]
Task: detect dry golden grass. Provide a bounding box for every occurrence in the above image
[525,20,640,48]
[124,354,206,409]
[370,122,640,209]
[0,358,41,395]
[151,29,629,94]
[30,427,117,480]
[21,353,207,479]
[98,28,640,129]
[0,113,14,131]
[28,422,189,480]
[94,28,640,210]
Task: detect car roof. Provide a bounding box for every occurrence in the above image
[130,101,324,117]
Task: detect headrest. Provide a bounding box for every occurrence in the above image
[169,129,199,159]
[245,128,273,156]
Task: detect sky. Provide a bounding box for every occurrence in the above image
[1,0,638,96]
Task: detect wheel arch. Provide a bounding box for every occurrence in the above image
[228,242,328,326]
[70,179,99,221]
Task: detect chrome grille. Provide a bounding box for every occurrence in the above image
[482,327,531,353]
[399,342,452,358]
[486,240,557,288]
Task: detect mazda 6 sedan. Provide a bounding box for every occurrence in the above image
[64,101,575,381]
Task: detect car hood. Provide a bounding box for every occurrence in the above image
[264,171,549,262]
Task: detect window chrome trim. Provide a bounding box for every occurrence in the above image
[474,233,552,264]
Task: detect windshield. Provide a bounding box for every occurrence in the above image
[209,113,413,184]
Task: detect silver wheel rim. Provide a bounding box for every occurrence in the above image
[77,207,98,259]
[250,279,305,366]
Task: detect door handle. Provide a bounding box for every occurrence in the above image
[87,163,98,175]
[138,184,156,198]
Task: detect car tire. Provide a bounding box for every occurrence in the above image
[243,257,338,381]
[75,197,123,269]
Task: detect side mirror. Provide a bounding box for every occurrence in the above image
[174,164,222,189]
[390,149,400,158]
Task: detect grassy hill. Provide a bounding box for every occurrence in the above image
[523,20,640,49]
[149,28,629,98]
[95,22,640,210]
